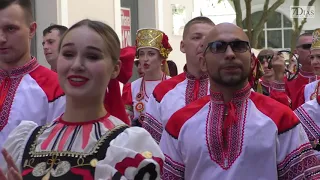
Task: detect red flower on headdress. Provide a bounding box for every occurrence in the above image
[162,33,172,51]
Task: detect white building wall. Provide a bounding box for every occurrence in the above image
[159,0,194,73]
[34,0,122,68]
[35,0,58,68]
[34,0,320,73]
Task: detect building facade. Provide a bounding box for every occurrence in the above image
[32,0,320,75]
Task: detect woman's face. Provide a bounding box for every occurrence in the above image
[138,48,162,75]
[310,49,320,75]
[257,51,275,78]
[57,26,120,99]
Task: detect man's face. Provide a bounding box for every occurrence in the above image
[0,4,36,68]
[43,29,61,68]
[257,50,275,78]
[200,23,254,87]
[180,23,214,66]
[295,35,312,70]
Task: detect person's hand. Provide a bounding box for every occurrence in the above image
[271,52,286,81]
[0,149,22,180]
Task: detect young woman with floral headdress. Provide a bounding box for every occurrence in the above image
[122,28,172,126]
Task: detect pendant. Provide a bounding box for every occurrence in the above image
[135,102,144,112]
[136,92,144,101]
[138,114,145,124]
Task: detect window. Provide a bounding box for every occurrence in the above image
[243,11,293,49]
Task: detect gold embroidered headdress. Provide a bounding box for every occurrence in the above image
[135,28,172,59]
[135,28,173,75]
[311,28,320,50]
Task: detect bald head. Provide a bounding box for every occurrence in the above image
[203,23,250,52]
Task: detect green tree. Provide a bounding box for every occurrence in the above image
[290,0,316,52]
[231,0,285,48]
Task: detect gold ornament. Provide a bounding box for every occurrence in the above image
[141,151,153,159]
[90,159,98,167]
[135,28,172,59]
[311,28,320,50]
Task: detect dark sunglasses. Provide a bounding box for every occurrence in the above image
[296,44,311,50]
[257,55,273,63]
[204,40,250,54]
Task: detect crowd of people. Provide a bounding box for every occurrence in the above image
[1,0,320,179]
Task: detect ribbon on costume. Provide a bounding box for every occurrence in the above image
[104,46,136,125]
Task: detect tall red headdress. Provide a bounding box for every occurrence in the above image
[104,46,136,125]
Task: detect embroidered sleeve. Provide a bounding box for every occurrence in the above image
[0,121,38,173]
[122,83,134,121]
[294,99,320,144]
[96,127,164,180]
[160,130,185,180]
[277,123,320,180]
[47,95,66,123]
[143,93,163,144]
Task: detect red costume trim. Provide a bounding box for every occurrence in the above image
[104,46,136,125]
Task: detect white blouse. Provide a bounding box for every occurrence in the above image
[0,114,164,180]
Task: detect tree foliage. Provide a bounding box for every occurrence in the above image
[232,0,285,48]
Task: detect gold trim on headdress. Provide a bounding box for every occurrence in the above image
[135,28,172,59]
[311,28,320,50]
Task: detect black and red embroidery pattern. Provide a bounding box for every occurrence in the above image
[294,107,320,141]
[162,154,184,180]
[0,77,22,131]
[0,58,39,131]
[143,112,163,144]
[185,72,208,105]
[277,143,320,180]
[206,84,250,170]
[205,100,248,170]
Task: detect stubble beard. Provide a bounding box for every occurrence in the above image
[210,71,249,87]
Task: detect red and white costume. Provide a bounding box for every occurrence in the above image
[143,69,209,143]
[291,80,320,110]
[1,114,164,179]
[260,79,271,96]
[294,96,320,155]
[122,28,173,126]
[160,84,320,180]
[270,71,319,108]
[122,74,169,125]
[0,58,65,157]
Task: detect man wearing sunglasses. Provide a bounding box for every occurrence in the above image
[160,23,320,180]
[256,49,276,96]
[271,32,319,109]
[143,17,214,144]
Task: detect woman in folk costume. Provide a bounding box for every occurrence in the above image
[256,49,275,96]
[122,28,172,127]
[294,28,320,156]
[0,19,164,180]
